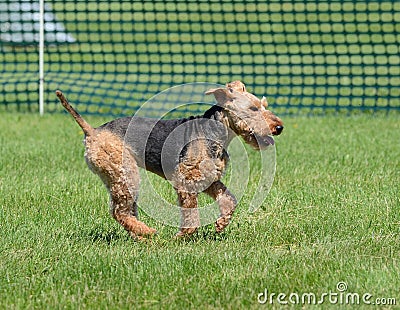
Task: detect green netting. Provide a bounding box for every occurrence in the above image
[1,0,399,116]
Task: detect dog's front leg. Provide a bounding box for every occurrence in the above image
[204,181,237,233]
[175,190,200,237]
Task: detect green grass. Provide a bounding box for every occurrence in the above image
[0,113,399,309]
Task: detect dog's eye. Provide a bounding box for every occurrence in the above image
[250,106,258,111]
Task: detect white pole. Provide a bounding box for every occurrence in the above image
[39,0,45,115]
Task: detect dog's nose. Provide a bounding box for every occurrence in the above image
[275,125,284,135]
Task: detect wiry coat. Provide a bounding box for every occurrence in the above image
[57,81,283,238]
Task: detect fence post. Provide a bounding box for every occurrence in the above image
[39,0,44,115]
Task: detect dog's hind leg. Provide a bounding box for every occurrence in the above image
[204,181,237,233]
[109,184,156,239]
[85,131,156,239]
[109,152,157,239]
[175,190,200,237]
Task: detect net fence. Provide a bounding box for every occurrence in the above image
[1,0,399,116]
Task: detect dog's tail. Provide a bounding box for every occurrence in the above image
[56,90,94,136]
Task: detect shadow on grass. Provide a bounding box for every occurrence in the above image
[88,228,130,244]
[68,223,231,245]
[172,228,229,243]
[68,226,130,244]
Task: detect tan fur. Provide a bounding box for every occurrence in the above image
[172,139,227,193]
[226,80,266,109]
[56,90,94,136]
[203,181,236,232]
[175,190,200,236]
[85,131,156,237]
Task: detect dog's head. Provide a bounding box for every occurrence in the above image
[205,81,283,150]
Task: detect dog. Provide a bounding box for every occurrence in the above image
[57,81,283,238]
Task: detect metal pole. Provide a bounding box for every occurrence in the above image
[39,0,44,115]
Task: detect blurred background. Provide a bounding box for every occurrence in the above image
[1,0,399,116]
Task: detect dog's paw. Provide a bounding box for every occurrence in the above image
[130,229,157,241]
[215,216,230,233]
[130,225,157,239]
[175,227,198,238]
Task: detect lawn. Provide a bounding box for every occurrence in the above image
[0,112,399,308]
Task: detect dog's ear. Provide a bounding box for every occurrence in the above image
[205,88,234,105]
[261,96,268,108]
[226,80,246,93]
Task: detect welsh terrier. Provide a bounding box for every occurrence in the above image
[57,81,283,238]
